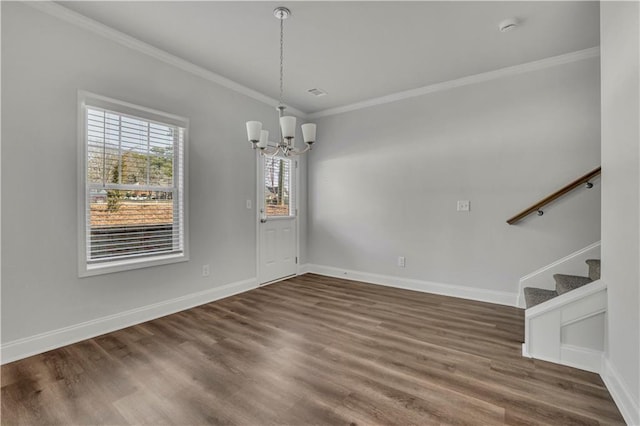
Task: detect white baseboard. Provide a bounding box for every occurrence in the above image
[521,345,602,374]
[1,278,257,365]
[559,344,603,374]
[304,264,518,307]
[601,357,640,426]
[298,263,311,275]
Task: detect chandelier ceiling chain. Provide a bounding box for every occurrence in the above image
[279,14,284,108]
[245,6,317,158]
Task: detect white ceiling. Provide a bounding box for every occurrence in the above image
[58,1,600,115]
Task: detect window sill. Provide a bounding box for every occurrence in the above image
[79,252,189,277]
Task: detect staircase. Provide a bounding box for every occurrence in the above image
[523,259,600,308]
[522,255,607,373]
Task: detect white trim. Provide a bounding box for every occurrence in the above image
[304,264,517,307]
[522,282,607,379]
[298,263,311,275]
[601,357,640,426]
[26,1,306,118]
[255,150,262,284]
[523,344,603,374]
[517,241,601,307]
[519,241,601,282]
[256,155,299,285]
[27,1,598,121]
[80,90,188,127]
[77,91,190,277]
[77,90,87,278]
[525,280,607,319]
[259,274,296,287]
[561,308,607,328]
[295,159,301,282]
[0,278,257,365]
[83,253,189,277]
[307,47,600,119]
[559,344,603,374]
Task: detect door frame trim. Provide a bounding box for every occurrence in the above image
[255,153,300,285]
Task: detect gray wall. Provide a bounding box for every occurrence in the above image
[601,0,640,413]
[0,1,608,360]
[0,3,307,343]
[308,58,602,296]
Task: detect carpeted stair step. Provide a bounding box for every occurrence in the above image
[586,259,600,281]
[524,287,558,308]
[554,274,592,295]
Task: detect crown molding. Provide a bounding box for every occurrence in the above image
[25,1,308,118]
[26,1,598,122]
[307,46,600,119]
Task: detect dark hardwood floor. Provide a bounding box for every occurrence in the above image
[1,274,624,425]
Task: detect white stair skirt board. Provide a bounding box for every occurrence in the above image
[303,264,518,307]
[517,241,600,308]
[523,281,607,375]
[1,278,257,365]
[559,344,603,374]
[525,280,607,319]
[522,343,603,374]
[601,357,640,426]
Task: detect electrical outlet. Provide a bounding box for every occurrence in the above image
[246,200,252,209]
[398,256,406,267]
[202,264,210,277]
[457,200,470,212]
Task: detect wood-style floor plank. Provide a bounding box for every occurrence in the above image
[1,274,625,425]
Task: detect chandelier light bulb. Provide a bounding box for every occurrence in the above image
[258,130,269,149]
[280,116,296,139]
[246,121,262,143]
[301,123,317,144]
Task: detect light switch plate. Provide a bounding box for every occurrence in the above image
[457,200,470,212]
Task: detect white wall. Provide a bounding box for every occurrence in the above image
[0,3,302,345]
[308,58,602,301]
[600,2,640,423]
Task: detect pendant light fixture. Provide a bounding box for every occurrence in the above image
[246,7,317,157]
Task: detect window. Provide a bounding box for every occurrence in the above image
[78,92,188,276]
[264,157,293,217]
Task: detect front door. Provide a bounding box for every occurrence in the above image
[258,155,297,284]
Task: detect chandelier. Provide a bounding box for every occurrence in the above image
[246,7,317,157]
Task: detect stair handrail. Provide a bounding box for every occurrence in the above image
[507,167,601,225]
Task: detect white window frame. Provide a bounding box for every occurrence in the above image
[77,91,189,277]
[262,155,295,219]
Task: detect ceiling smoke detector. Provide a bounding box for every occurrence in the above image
[307,88,327,97]
[499,18,519,33]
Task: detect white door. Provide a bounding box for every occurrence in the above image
[258,156,297,284]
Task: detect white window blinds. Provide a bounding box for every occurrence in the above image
[84,106,185,265]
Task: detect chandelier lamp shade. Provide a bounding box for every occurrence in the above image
[245,7,317,157]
